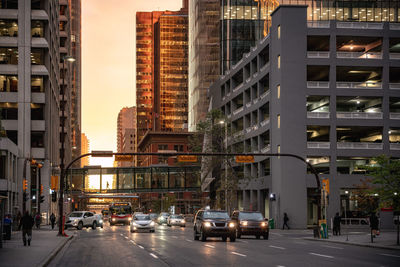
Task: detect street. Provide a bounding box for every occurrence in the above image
[49,223,400,267]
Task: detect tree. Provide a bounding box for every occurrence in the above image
[189,110,250,212]
[350,178,379,216]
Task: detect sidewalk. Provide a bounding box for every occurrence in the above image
[305,230,400,250]
[0,225,73,267]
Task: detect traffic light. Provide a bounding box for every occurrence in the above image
[51,191,57,202]
[40,184,43,195]
[23,192,28,202]
[23,179,28,191]
[40,196,45,203]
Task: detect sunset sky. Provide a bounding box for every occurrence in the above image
[82,0,182,166]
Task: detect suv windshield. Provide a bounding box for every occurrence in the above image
[238,212,264,221]
[171,215,183,219]
[69,212,83,218]
[135,215,151,220]
[161,213,170,217]
[203,211,230,219]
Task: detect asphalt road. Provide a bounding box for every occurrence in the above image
[50,222,400,267]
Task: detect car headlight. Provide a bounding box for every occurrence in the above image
[132,222,138,226]
[128,217,132,221]
[112,218,116,221]
[203,222,212,227]
[73,219,78,223]
[241,221,248,226]
[99,219,103,223]
[261,222,267,227]
[229,222,235,228]
[150,221,155,226]
[182,220,185,224]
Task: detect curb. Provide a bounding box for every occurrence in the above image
[304,237,400,251]
[38,235,74,267]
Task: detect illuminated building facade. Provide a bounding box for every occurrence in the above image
[117,107,137,167]
[80,133,89,167]
[136,1,188,147]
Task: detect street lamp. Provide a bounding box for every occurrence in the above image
[219,120,228,212]
[58,55,75,236]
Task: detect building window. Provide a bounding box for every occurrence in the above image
[277,84,280,99]
[31,76,44,92]
[0,102,18,120]
[277,114,280,128]
[277,145,280,158]
[31,103,44,120]
[0,75,18,92]
[158,144,168,151]
[31,131,44,147]
[6,130,17,145]
[277,55,281,69]
[31,49,45,65]
[174,145,184,152]
[31,20,44,37]
[0,0,18,9]
[0,47,18,64]
[278,25,281,39]
[0,19,18,37]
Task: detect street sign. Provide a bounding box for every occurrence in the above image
[177,155,198,162]
[235,155,254,163]
[322,178,330,194]
[115,155,134,162]
[51,176,59,190]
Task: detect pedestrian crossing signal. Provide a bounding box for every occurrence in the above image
[23,179,28,191]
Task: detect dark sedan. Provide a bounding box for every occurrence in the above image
[231,210,269,239]
[193,209,236,242]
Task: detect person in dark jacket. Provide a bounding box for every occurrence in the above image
[333,212,341,236]
[370,212,379,238]
[50,213,56,229]
[19,211,34,246]
[282,212,290,230]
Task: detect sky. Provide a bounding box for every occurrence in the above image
[82,0,182,166]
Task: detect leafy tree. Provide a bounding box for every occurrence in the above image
[350,178,379,215]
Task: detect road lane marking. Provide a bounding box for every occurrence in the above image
[239,240,248,243]
[269,245,285,250]
[130,240,135,244]
[120,234,124,236]
[231,252,246,257]
[293,241,307,245]
[205,244,215,248]
[172,236,178,239]
[322,245,343,250]
[124,236,128,239]
[138,245,144,249]
[309,253,334,259]
[379,253,400,258]
[271,233,283,236]
[185,239,193,242]
[159,237,166,241]
[150,253,158,259]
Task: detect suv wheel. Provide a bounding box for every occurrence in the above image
[222,236,227,242]
[263,231,269,240]
[230,235,236,242]
[256,235,260,239]
[200,228,207,242]
[92,221,97,230]
[193,227,199,241]
[236,228,241,239]
[77,221,83,230]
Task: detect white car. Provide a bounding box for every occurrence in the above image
[130,214,155,233]
[94,214,104,228]
[65,211,98,230]
[167,214,186,227]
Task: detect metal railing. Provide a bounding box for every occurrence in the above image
[390,24,400,30]
[390,143,400,150]
[307,81,329,88]
[232,106,244,116]
[390,113,400,119]
[337,142,383,149]
[336,52,382,59]
[307,21,330,28]
[260,90,270,99]
[337,22,383,29]
[389,83,400,90]
[336,81,382,89]
[261,145,271,153]
[336,112,383,119]
[307,51,330,58]
[307,112,330,119]
[307,142,330,149]
[389,53,400,60]
[260,118,270,127]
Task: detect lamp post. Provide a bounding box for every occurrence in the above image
[58,55,75,236]
[219,120,228,212]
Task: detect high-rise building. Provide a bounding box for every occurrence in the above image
[117,107,136,166]
[0,0,65,216]
[188,0,220,131]
[209,4,400,228]
[136,1,189,146]
[80,133,89,167]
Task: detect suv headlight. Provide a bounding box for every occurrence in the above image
[241,221,248,226]
[128,217,132,221]
[203,222,212,227]
[150,221,155,226]
[229,222,235,228]
[182,220,186,224]
[261,222,267,227]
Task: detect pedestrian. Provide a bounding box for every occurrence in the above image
[282,212,290,230]
[19,211,34,246]
[35,212,41,229]
[50,213,56,230]
[333,212,341,236]
[369,212,379,238]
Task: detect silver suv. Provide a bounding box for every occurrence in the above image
[65,211,98,230]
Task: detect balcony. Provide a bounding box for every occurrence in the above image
[233,83,244,93]
[232,106,244,116]
[245,126,252,134]
[233,130,244,139]
[390,113,400,120]
[307,142,330,149]
[261,144,271,153]
[337,112,383,119]
[307,112,330,119]
[390,53,400,60]
[390,24,400,30]
[336,81,382,89]
[260,118,270,127]
[260,90,270,100]
[336,52,382,59]
[336,22,383,30]
[390,143,400,150]
[307,81,329,88]
[307,21,330,28]
[307,51,329,58]
[337,142,383,150]
[389,83,400,90]
[260,62,270,73]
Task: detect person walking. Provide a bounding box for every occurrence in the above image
[19,211,34,246]
[370,212,379,238]
[333,212,341,236]
[50,213,56,230]
[282,212,290,230]
[34,212,41,229]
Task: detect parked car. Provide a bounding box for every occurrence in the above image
[94,214,104,228]
[231,210,269,239]
[65,211,98,230]
[167,214,186,227]
[193,209,236,242]
[157,212,170,225]
[130,214,155,233]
